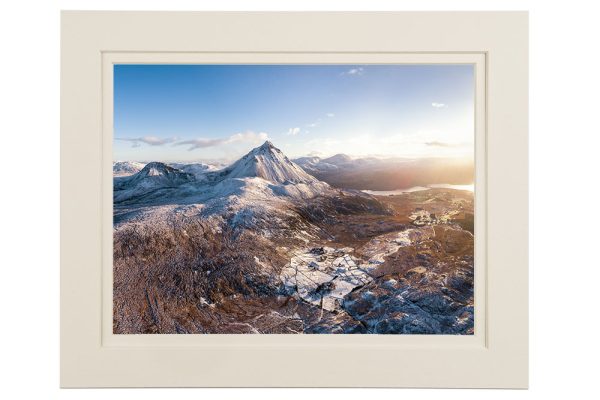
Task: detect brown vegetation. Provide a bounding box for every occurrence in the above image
[113,188,475,334]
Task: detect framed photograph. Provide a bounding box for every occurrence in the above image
[61,11,528,388]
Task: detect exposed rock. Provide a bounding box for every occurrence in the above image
[343,264,474,334]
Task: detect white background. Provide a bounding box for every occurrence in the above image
[1,0,597,398]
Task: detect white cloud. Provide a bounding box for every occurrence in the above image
[431,102,447,108]
[425,141,459,148]
[175,131,268,151]
[326,113,335,118]
[226,131,268,144]
[116,135,178,147]
[287,127,301,136]
[344,67,364,76]
[306,119,321,128]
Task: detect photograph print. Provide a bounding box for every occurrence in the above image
[113,64,475,334]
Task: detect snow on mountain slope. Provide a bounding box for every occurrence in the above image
[113,142,335,228]
[294,154,389,174]
[293,154,353,173]
[168,162,221,179]
[218,141,318,184]
[113,161,146,176]
[294,156,338,172]
[293,156,321,167]
[114,162,195,203]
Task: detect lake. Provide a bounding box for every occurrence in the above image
[362,183,474,196]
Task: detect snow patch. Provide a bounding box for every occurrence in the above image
[280,247,376,311]
[360,227,435,265]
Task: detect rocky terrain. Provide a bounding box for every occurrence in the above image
[113,141,474,334]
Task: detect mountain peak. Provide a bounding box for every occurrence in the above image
[258,140,275,150]
[252,140,281,156]
[139,162,180,177]
[221,142,317,184]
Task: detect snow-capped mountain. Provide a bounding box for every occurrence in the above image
[215,141,318,184]
[113,162,195,203]
[113,142,342,232]
[113,142,330,206]
[113,161,146,176]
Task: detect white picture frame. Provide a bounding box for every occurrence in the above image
[61,11,528,388]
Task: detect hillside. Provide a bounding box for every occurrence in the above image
[113,141,474,334]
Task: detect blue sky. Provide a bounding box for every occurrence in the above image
[114,64,474,163]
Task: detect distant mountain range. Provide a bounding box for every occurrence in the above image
[111,141,472,231]
[115,141,473,192]
[293,153,474,191]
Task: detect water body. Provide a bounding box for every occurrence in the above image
[362,183,474,196]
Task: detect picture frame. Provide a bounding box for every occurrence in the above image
[61,11,528,388]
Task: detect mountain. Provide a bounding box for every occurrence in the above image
[215,141,317,184]
[113,162,195,203]
[113,161,146,176]
[322,153,352,165]
[118,162,195,187]
[113,142,392,231]
[113,142,331,207]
